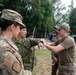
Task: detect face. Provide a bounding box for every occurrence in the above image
[19,28,27,38]
[56,28,65,37]
[56,32,60,39]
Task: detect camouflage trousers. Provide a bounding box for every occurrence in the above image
[20,70,32,75]
[58,63,76,75]
[25,70,32,75]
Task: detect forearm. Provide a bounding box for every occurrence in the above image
[44,43,58,53]
[30,38,41,46]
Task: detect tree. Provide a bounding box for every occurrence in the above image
[0,0,53,37]
[52,0,74,25]
[52,0,67,24]
[70,0,74,10]
[69,8,76,34]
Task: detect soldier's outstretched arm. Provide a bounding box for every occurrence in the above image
[30,38,43,47]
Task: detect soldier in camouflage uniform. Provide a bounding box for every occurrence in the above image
[0,9,32,75]
[26,32,37,71]
[14,26,44,72]
[42,23,76,75]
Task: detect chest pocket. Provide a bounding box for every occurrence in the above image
[21,40,31,55]
[23,40,30,48]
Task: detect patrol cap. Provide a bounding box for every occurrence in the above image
[55,22,71,33]
[1,9,26,27]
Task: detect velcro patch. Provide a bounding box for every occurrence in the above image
[12,61,21,73]
[4,55,15,68]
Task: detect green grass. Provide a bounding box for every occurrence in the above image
[32,49,76,75]
[36,49,51,59]
[32,49,51,75]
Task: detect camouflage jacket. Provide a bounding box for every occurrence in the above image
[0,36,32,75]
[14,38,41,71]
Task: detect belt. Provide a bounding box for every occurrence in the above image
[60,62,74,66]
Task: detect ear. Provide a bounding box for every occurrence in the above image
[10,24,15,31]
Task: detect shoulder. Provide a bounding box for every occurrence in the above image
[25,38,38,41]
[60,36,75,49]
[54,38,61,45]
[0,39,9,47]
[22,38,30,42]
[0,39,11,56]
[22,38,31,46]
[65,36,75,43]
[0,38,18,52]
[13,39,19,43]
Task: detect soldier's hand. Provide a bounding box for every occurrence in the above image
[53,57,58,63]
[40,39,46,45]
[38,42,44,49]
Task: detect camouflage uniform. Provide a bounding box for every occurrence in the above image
[14,38,41,71]
[30,47,36,71]
[0,36,32,75]
[0,9,32,75]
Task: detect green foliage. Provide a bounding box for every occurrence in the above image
[52,0,73,25]
[53,0,67,24]
[52,0,59,4]
[69,8,76,34]
[0,0,54,36]
[33,49,51,75]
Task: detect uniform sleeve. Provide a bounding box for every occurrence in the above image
[30,38,42,47]
[0,48,21,74]
[54,38,61,45]
[60,37,75,49]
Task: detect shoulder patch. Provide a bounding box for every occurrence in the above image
[4,54,15,68]
[12,61,21,73]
